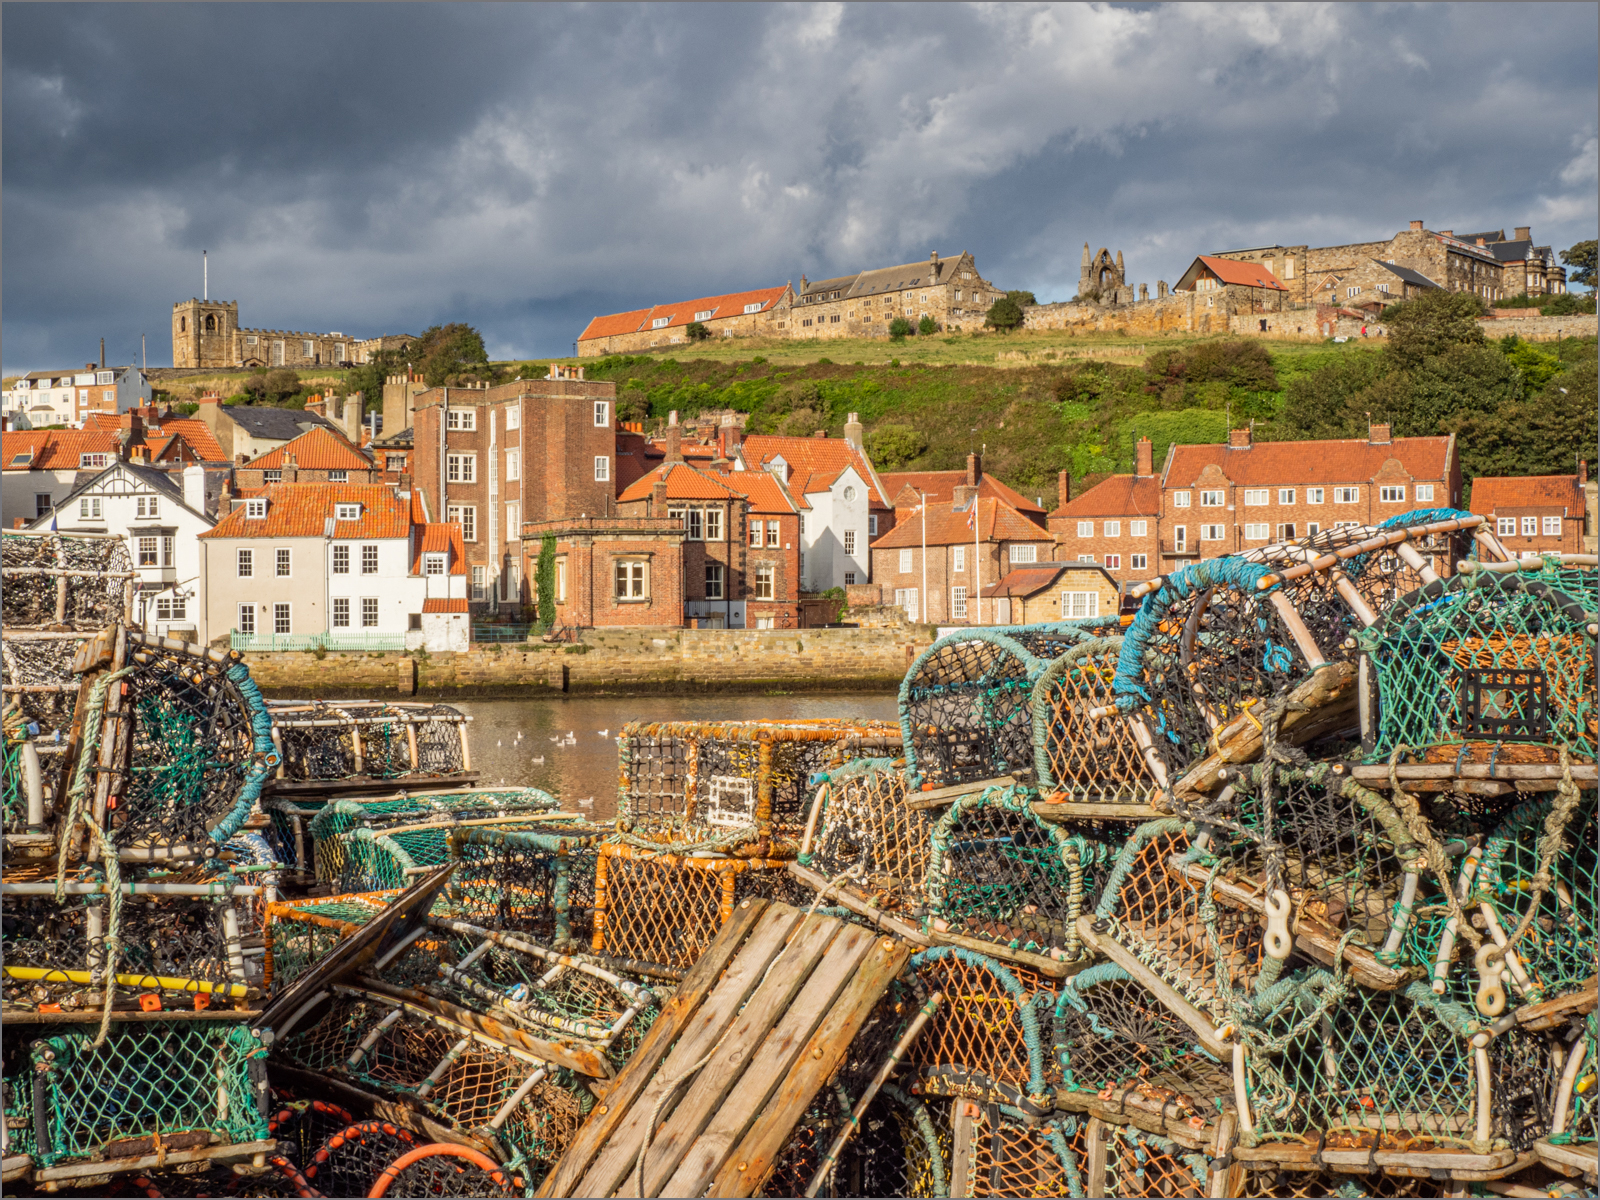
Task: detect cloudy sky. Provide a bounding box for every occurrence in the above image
[4,2,1596,372]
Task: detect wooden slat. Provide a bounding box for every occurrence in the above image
[659,924,875,1198]
[787,862,930,945]
[1511,978,1597,1031]
[571,905,806,1198]
[926,926,1082,979]
[708,934,911,1197]
[638,913,846,1195]
[949,1099,979,1198]
[538,897,773,1198]
[905,776,1016,811]
[1074,917,1229,1059]
[1084,1116,1107,1198]
[1033,801,1168,822]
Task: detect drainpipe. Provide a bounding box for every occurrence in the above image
[920,493,928,626]
[438,386,447,529]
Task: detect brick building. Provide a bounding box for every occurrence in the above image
[233,426,379,490]
[879,458,1048,537]
[3,364,153,428]
[577,286,791,357]
[868,490,1055,626]
[171,298,415,369]
[1048,437,1161,589]
[1468,470,1589,556]
[409,366,619,610]
[981,562,1123,625]
[522,514,686,629]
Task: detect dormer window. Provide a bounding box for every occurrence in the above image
[423,553,446,576]
[743,303,763,314]
[262,470,282,483]
[96,372,113,385]
[651,317,671,329]
[695,309,715,321]
[245,499,267,519]
[335,503,361,521]
[80,453,109,468]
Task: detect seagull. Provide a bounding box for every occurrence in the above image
[497,740,502,748]
[549,736,561,743]
[531,755,544,765]
[596,729,609,738]
[576,796,594,807]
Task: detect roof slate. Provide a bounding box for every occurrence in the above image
[219,405,340,442]
[246,426,372,471]
[870,496,1051,549]
[1049,473,1161,519]
[1165,436,1453,488]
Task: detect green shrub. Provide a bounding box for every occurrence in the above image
[985,298,1024,332]
[918,315,938,335]
[889,318,912,341]
[864,423,929,470]
[686,321,711,342]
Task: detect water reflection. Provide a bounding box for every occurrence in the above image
[456,692,900,823]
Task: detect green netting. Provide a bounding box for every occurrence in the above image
[25,1021,269,1167]
[1030,637,1163,805]
[1,729,24,834]
[446,824,607,947]
[1359,569,1597,761]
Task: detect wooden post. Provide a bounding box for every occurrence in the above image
[1266,590,1326,668]
[949,1099,980,1199]
[1084,1116,1107,1198]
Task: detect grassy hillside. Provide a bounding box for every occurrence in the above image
[576,336,1388,497]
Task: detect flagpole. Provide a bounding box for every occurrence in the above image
[974,497,981,625]
[919,492,927,626]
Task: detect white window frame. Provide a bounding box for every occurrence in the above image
[1130,554,1148,571]
[446,408,477,431]
[594,456,610,482]
[868,514,878,536]
[754,563,775,600]
[1104,520,1120,536]
[593,401,610,428]
[1334,487,1359,504]
[1172,491,1191,508]
[1104,554,1121,569]
[1130,520,1148,537]
[1521,516,1538,537]
[1173,527,1187,552]
[1243,489,1268,506]
[362,597,380,628]
[951,585,968,619]
[335,503,361,521]
[1415,484,1434,502]
[1306,488,1324,505]
[263,470,282,484]
[1379,486,1405,503]
[79,497,103,520]
[332,597,350,628]
[704,562,725,600]
[1009,544,1038,563]
[1243,523,1270,540]
[899,548,914,574]
[237,603,255,635]
[362,544,380,574]
[1542,515,1562,536]
[505,406,520,430]
[471,565,487,601]
[447,454,476,483]
[651,317,670,330]
[704,507,723,541]
[275,548,292,577]
[447,505,477,543]
[614,559,648,600]
[506,450,520,482]
[1278,488,1295,504]
[423,553,446,576]
[1077,521,1093,537]
[743,302,764,315]
[327,470,349,484]
[843,530,856,555]
[750,521,762,548]
[894,588,919,621]
[1201,524,1225,541]
[237,549,254,577]
[953,545,966,572]
[1200,490,1225,507]
[766,519,780,547]
[273,603,292,634]
[137,536,158,567]
[1276,522,1297,540]
[1061,591,1099,619]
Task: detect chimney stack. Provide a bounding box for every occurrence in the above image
[843,411,863,451]
[1135,436,1153,477]
[1228,427,1252,449]
[718,412,744,459]
[1368,422,1392,445]
[665,411,682,463]
[651,479,668,516]
[1514,226,1531,242]
[1579,459,1588,486]
[182,463,206,513]
[1057,470,1071,509]
[282,452,299,483]
[929,251,939,280]
[1440,230,1453,238]
[966,452,980,487]
[343,391,364,444]
[100,338,105,369]
[1409,220,1424,232]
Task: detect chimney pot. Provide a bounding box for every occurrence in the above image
[1228,427,1251,449]
[1057,469,1071,509]
[843,411,864,450]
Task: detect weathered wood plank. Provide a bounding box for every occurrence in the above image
[537,897,773,1199]
[637,913,845,1196]
[787,862,930,945]
[926,925,1083,979]
[1512,978,1597,1031]
[708,934,910,1197]
[905,776,1017,811]
[1074,917,1230,1059]
[1084,1116,1107,1199]
[571,904,805,1199]
[1032,801,1168,822]
[659,923,875,1198]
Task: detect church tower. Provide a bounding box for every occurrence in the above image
[172,299,239,368]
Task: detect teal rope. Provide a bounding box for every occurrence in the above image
[881,1084,947,1198]
[1029,636,1126,792]
[908,944,1051,1106]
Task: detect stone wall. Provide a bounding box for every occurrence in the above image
[1476,313,1598,341]
[1022,285,1282,337]
[241,624,935,697]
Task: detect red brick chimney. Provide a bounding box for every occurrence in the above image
[1409,220,1424,232]
[1368,422,1391,445]
[282,452,299,483]
[966,452,980,486]
[651,478,668,516]
[1057,470,1071,509]
[719,413,743,459]
[1580,459,1589,486]
[665,412,683,464]
[1228,427,1252,449]
[1135,436,1153,477]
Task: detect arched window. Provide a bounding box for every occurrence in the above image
[180,317,187,332]
[205,314,217,332]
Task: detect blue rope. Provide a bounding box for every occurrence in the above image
[907,944,1051,1105]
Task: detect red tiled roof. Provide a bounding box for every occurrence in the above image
[200,483,409,540]
[1049,474,1161,519]
[245,426,371,471]
[578,286,787,343]
[870,496,1051,549]
[1165,436,1452,488]
[1468,475,1582,514]
[712,469,797,514]
[880,470,1046,515]
[1192,256,1288,291]
[2,429,120,471]
[412,523,467,575]
[422,598,469,613]
[740,434,886,508]
[617,462,741,503]
[981,563,1110,598]
[154,416,226,461]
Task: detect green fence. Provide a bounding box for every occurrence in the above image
[230,630,408,652]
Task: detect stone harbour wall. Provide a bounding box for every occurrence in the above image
[243,624,937,697]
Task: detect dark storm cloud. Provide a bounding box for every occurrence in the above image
[4,2,1596,372]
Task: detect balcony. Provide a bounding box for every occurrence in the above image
[1160,542,1199,558]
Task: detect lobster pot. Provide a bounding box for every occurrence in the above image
[763,1084,948,1200]
[1111,558,1334,780]
[1051,963,1230,1115]
[804,762,931,916]
[902,622,1111,788]
[1092,819,1268,1019]
[262,889,409,992]
[277,990,583,1173]
[262,796,327,876]
[446,824,607,947]
[966,1107,1092,1200]
[7,1020,270,1171]
[363,1144,527,1199]
[334,813,578,895]
[926,784,1112,966]
[1486,1026,1564,1154]
[1031,637,1163,808]
[1,882,257,1009]
[267,700,472,784]
[617,719,901,848]
[306,787,558,885]
[1240,983,1483,1153]
[89,631,274,855]
[1362,568,1598,762]
[591,845,798,971]
[1466,797,1597,1007]
[1,533,134,750]
[903,945,1058,1101]
[1091,1122,1207,1198]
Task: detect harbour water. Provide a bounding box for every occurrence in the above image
[454,691,900,822]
